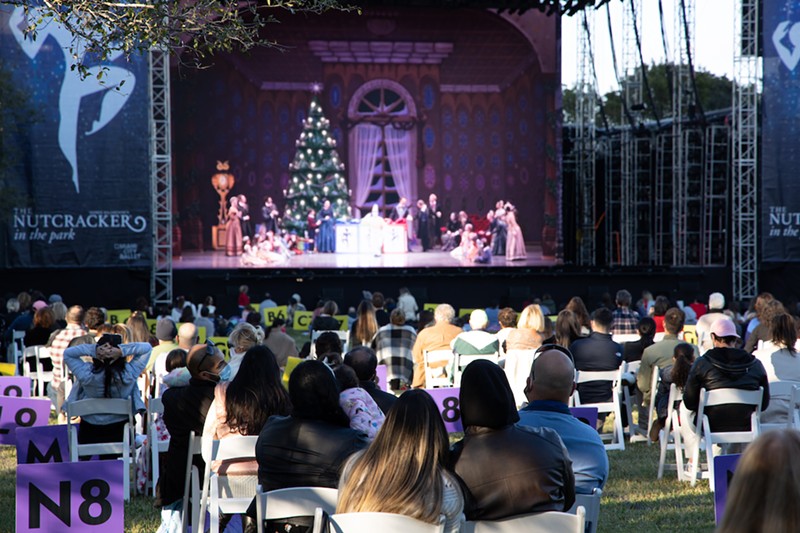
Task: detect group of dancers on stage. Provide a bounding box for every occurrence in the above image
[222,193,526,264]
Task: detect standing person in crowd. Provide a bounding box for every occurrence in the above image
[753,313,800,424]
[225,196,243,257]
[156,343,227,525]
[316,199,336,253]
[262,196,279,234]
[337,390,464,533]
[427,193,442,248]
[519,346,608,494]
[263,318,297,368]
[566,296,592,336]
[490,207,507,257]
[344,346,397,415]
[396,287,419,324]
[415,199,431,251]
[681,318,769,450]
[695,292,729,354]
[238,285,250,312]
[450,360,575,520]
[237,194,252,244]
[570,308,623,406]
[623,317,657,363]
[47,305,88,419]
[411,304,462,388]
[504,206,526,261]
[350,300,379,348]
[718,430,800,533]
[371,308,417,390]
[611,289,641,335]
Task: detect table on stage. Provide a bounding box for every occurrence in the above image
[335,220,408,254]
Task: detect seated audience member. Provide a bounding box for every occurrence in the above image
[371,308,417,389]
[649,343,695,441]
[744,299,786,354]
[310,300,341,332]
[637,308,699,432]
[24,306,56,347]
[695,292,729,354]
[495,307,517,355]
[753,313,800,424]
[611,289,640,335]
[570,307,623,404]
[314,331,343,360]
[411,304,463,388]
[718,430,800,533]
[338,390,464,533]
[256,360,368,491]
[146,318,178,372]
[350,300,379,348]
[651,296,670,333]
[396,287,419,324]
[47,305,88,419]
[126,312,157,346]
[227,322,264,377]
[195,306,216,338]
[156,343,227,515]
[63,334,151,454]
[518,346,608,494]
[344,346,397,415]
[681,318,769,448]
[262,318,297,368]
[554,309,583,349]
[334,365,385,440]
[451,309,499,356]
[450,360,575,520]
[372,292,390,327]
[623,317,656,363]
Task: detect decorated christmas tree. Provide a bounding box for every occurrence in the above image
[282,91,350,234]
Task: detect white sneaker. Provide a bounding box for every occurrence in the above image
[630,434,649,443]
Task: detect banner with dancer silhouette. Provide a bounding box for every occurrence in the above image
[763,1,800,261]
[0,7,150,268]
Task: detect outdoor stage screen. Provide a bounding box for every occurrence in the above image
[0,7,151,268]
[762,1,800,262]
[171,6,562,271]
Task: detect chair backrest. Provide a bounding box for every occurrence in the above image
[696,387,763,435]
[468,507,585,533]
[454,352,499,386]
[327,512,445,533]
[257,486,338,533]
[67,397,132,419]
[210,434,258,462]
[310,330,349,357]
[612,334,640,344]
[625,360,641,376]
[423,349,453,388]
[504,349,537,408]
[573,489,602,533]
[573,369,622,406]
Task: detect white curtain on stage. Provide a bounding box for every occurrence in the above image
[352,123,382,208]
[384,126,415,205]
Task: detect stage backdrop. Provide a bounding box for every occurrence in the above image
[762,1,800,262]
[0,7,150,268]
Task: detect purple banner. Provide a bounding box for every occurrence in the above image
[0,376,31,397]
[424,387,463,433]
[0,396,51,445]
[16,425,69,464]
[17,460,124,532]
[569,406,599,430]
[714,454,741,524]
[376,365,388,392]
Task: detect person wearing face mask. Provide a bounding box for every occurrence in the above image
[156,342,228,516]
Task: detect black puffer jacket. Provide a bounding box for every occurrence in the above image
[683,347,769,432]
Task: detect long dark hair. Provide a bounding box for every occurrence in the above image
[225,345,292,435]
[86,336,126,399]
[289,360,350,427]
[670,343,696,389]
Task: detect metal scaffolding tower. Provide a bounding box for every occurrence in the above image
[575,9,597,266]
[149,49,173,308]
[702,124,730,266]
[732,0,760,301]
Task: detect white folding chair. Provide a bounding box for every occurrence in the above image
[256,486,338,533]
[454,352,499,387]
[67,397,135,501]
[504,349,537,408]
[181,431,203,533]
[570,489,601,533]
[658,384,685,480]
[611,334,640,344]
[310,330,349,357]
[423,349,453,388]
[645,365,661,443]
[327,511,445,533]
[201,435,259,533]
[8,330,25,367]
[760,380,800,433]
[621,361,640,438]
[147,397,170,497]
[572,369,626,451]
[21,346,38,393]
[35,346,55,400]
[466,507,585,533]
[687,387,763,491]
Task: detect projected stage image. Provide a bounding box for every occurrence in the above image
[171,6,561,270]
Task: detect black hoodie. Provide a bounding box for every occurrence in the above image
[683,346,770,432]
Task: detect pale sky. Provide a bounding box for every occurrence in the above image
[561,0,735,94]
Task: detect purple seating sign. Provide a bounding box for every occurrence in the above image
[714,454,741,524]
[0,396,51,445]
[376,365,388,392]
[425,387,463,433]
[0,376,31,397]
[569,407,599,430]
[16,425,69,464]
[17,460,124,532]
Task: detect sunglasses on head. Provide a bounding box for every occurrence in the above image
[196,340,216,371]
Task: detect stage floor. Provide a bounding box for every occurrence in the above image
[173,244,556,270]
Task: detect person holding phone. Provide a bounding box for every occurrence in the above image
[63,333,152,450]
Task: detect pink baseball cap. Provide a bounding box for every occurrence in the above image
[710,318,740,339]
[32,300,48,312]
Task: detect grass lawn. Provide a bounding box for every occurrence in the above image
[0,438,715,533]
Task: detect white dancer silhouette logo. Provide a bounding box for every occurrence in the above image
[8,7,136,193]
[773,20,800,71]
